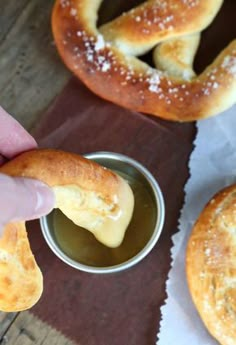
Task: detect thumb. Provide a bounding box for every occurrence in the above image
[0,173,55,227]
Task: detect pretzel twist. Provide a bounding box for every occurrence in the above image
[0,149,134,311]
[52,0,236,121]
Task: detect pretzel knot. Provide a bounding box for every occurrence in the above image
[52,0,236,122]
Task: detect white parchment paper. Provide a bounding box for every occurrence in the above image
[157,105,236,344]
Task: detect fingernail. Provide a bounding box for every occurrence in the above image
[31,180,55,217]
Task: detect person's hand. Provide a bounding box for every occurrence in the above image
[0,107,55,234]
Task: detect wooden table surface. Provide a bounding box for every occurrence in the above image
[0,0,70,130]
[0,1,73,343]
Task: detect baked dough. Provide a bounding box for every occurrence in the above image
[186,184,236,345]
[0,222,43,312]
[52,0,236,121]
[0,149,134,311]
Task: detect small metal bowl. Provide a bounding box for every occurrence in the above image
[40,152,165,274]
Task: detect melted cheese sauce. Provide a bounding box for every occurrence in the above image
[53,174,134,248]
[52,171,157,266]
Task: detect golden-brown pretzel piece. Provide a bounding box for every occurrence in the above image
[186,185,236,345]
[0,149,134,311]
[52,0,236,122]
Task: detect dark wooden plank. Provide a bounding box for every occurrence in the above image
[0,312,75,345]
[0,0,70,130]
[0,312,18,338]
[0,1,29,43]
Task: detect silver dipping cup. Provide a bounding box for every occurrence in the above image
[40,152,165,274]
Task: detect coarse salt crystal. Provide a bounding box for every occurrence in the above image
[95,35,105,51]
[70,8,77,16]
[148,73,161,93]
[222,56,236,75]
[101,61,111,72]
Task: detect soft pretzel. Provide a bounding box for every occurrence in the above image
[52,0,236,122]
[0,149,134,311]
[186,185,236,345]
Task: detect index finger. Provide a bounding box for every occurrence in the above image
[0,106,37,159]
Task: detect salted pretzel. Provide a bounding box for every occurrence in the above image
[0,149,134,311]
[52,0,236,122]
[186,185,236,345]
